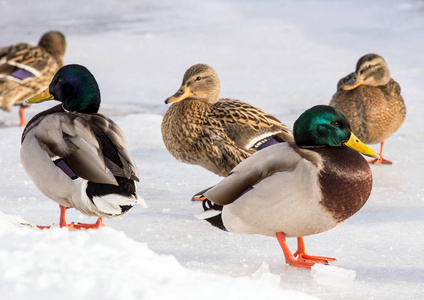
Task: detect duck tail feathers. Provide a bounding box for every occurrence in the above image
[92,194,137,216]
[195,199,227,231]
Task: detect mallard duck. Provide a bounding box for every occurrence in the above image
[0,31,66,126]
[194,105,380,268]
[329,53,406,164]
[161,64,294,177]
[21,64,145,230]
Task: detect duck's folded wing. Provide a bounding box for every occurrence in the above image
[217,99,294,149]
[90,114,139,181]
[34,113,137,186]
[200,124,252,175]
[0,44,49,79]
[203,143,303,206]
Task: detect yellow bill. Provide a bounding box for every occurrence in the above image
[165,85,192,104]
[345,132,380,159]
[24,89,54,105]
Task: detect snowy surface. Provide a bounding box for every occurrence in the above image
[1,0,424,299]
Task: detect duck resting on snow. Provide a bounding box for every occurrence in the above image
[21,64,145,230]
[330,53,406,164]
[162,64,294,177]
[194,105,380,268]
[0,31,66,126]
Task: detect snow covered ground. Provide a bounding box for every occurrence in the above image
[1,0,424,299]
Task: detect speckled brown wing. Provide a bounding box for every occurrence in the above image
[215,99,294,150]
[200,117,252,176]
[0,43,60,109]
[22,105,139,185]
[161,100,252,176]
[1,43,50,74]
[330,78,406,144]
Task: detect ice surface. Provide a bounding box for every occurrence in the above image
[252,261,281,286]
[311,264,356,289]
[1,0,424,299]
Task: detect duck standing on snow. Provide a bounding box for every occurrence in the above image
[161,64,294,177]
[21,64,145,230]
[330,53,406,164]
[0,31,66,126]
[194,105,380,268]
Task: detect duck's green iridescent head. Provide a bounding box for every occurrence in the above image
[294,105,380,158]
[25,64,101,114]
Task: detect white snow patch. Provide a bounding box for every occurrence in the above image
[0,215,316,300]
[252,261,281,287]
[311,264,356,289]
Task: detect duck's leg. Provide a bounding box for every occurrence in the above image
[276,233,315,268]
[37,205,74,230]
[19,106,26,127]
[73,217,105,229]
[367,141,392,164]
[37,205,104,230]
[293,237,336,264]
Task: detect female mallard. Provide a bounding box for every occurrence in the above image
[329,53,406,164]
[161,64,294,177]
[0,31,66,126]
[194,105,380,268]
[21,64,144,229]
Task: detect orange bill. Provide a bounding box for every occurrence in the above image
[165,85,192,104]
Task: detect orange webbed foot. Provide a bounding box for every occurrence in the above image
[276,233,336,269]
[294,252,336,265]
[293,237,336,265]
[367,157,392,164]
[286,255,316,268]
[73,218,105,230]
[368,141,392,164]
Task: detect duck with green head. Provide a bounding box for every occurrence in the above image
[194,105,379,268]
[330,53,406,164]
[21,64,145,229]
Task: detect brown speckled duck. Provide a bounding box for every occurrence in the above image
[194,105,380,268]
[161,64,294,177]
[0,31,66,126]
[330,53,406,164]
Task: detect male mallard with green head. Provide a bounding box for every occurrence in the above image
[21,64,144,229]
[161,64,294,177]
[194,105,379,268]
[0,31,66,126]
[330,53,406,164]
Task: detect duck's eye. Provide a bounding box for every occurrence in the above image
[57,77,64,83]
[195,76,201,81]
[331,121,340,127]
